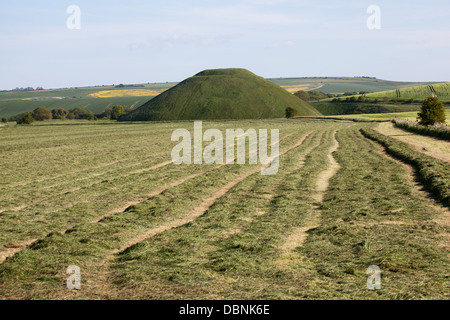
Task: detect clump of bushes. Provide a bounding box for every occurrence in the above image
[32,107,52,121]
[16,112,34,125]
[52,108,69,119]
[285,107,298,118]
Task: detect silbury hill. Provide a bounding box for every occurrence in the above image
[120,68,321,121]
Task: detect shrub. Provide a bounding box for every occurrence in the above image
[69,107,90,119]
[417,96,446,126]
[111,105,125,120]
[294,90,309,102]
[1,117,7,123]
[52,108,69,119]
[32,107,52,121]
[17,112,34,125]
[285,107,298,119]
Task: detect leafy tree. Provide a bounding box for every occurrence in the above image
[87,111,96,121]
[1,117,7,123]
[285,107,298,119]
[17,112,34,125]
[417,96,446,126]
[32,107,52,121]
[52,108,69,119]
[111,105,125,120]
[66,112,75,120]
[294,90,309,102]
[69,107,90,119]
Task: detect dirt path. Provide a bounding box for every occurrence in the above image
[376,122,450,163]
[0,239,37,264]
[280,130,340,254]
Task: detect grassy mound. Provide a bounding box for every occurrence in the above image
[120,68,321,121]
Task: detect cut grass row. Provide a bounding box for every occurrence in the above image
[0,124,321,299]
[361,128,450,207]
[0,120,448,299]
[0,121,302,248]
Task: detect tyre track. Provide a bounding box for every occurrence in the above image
[280,130,340,254]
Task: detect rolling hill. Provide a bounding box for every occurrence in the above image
[120,68,321,121]
[365,82,450,101]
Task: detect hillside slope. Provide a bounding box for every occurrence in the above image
[120,69,321,121]
[365,83,450,101]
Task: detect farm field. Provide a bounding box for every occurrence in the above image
[365,83,450,101]
[0,83,177,118]
[333,109,450,121]
[269,77,438,94]
[0,78,439,118]
[0,119,448,299]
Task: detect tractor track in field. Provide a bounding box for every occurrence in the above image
[0,132,296,266]
[363,132,450,250]
[83,133,310,298]
[279,130,341,255]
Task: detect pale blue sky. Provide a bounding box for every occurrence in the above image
[1,0,449,89]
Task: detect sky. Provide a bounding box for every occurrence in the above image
[0,0,449,90]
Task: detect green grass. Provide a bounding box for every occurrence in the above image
[365,83,450,101]
[0,119,448,299]
[0,83,177,118]
[361,128,450,207]
[392,119,450,141]
[268,77,437,94]
[332,109,450,121]
[120,69,321,121]
[312,102,420,116]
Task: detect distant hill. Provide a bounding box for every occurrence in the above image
[365,83,450,101]
[120,69,321,121]
[0,76,445,118]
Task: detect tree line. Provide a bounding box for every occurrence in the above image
[7,105,132,124]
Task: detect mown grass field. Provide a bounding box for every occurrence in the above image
[0,119,448,300]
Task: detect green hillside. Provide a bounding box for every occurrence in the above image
[269,77,439,94]
[120,69,321,121]
[0,83,176,118]
[365,83,450,101]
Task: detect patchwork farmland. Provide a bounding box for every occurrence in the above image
[0,119,448,299]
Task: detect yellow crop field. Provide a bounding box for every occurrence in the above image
[281,85,310,93]
[89,89,164,98]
